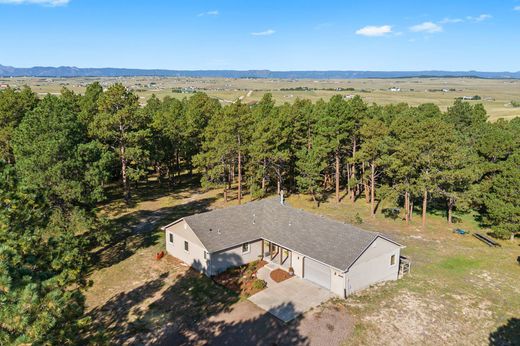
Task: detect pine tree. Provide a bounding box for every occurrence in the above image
[357,116,391,217]
[12,93,111,207]
[89,84,151,203]
[0,86,38,163]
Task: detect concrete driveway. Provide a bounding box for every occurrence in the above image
[248,277,335,322]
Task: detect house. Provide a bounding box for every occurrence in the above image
[161,197,404,297]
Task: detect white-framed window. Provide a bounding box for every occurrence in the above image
[168,233,174,244]
[390,254,396,266]
[242,242,250,254]
[184,241,189,252]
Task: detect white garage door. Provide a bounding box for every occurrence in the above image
[304,257,331,289]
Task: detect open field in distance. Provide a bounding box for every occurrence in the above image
[1,76,519,121]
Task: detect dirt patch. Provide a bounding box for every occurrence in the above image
[270,268,292,283]
[298,300,354,346]
[347,289,495,345]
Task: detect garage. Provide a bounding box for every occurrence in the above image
[303,257,331,289]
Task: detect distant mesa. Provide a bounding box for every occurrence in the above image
[0,65,519,79]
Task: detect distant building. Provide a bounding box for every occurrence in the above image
[0,83,9,89]
[389,87,401,92]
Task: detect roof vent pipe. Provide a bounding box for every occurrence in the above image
[280,190,284,206]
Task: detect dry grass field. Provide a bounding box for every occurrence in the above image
[2,76,519,121]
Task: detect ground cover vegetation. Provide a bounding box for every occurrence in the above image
[0,83,518,344]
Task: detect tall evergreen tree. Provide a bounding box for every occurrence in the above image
[89,84,151,203]
[318,95,354,203]
[0,162,92,345]
[0,86,38,163]
[12,93,111,207]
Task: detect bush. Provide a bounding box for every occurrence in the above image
[252,279,267,290]
[354,213,363,224]
[382,207,400,220]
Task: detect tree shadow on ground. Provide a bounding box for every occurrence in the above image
[85,263,308,345]
[489,318,520,346]
[99,174,203,216]
[89,197,216,272]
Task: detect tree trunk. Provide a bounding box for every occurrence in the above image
[370,163,376,217]
[120,145,131,204]
[224,187,228,203]
[237,150,242,204]
[346,164,351,202]
[422,189,428,228]
[335,152,340,203]
[277,173,281,195]
[404,191,409,224]
[262,158,267,192]
[350,138,357,202]
[231,160,235,183]
[447,197,454,224]
[175,149,180,178]
[409,200,413,221]
[363,162,370,204]
[228,164,232,189]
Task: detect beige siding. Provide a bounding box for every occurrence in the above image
[345,237,400,295]
[209,239,263,275]
[292,251,304,277]
[330,268,345,296]
[165,220,209,274]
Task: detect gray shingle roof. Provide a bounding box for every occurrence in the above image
[179,198,401,271]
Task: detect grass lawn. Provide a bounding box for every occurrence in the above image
[83,179,520,345]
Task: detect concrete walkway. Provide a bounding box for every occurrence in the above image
[248,276,334,322]
[256,264,278,287]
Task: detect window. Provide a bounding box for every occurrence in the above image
[242,243,250,254]
[184,241,189,252]
[390,254,396,266]
[168,233,174,244]
[204,251,208,260]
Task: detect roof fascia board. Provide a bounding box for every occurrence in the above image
[160,218,185,231]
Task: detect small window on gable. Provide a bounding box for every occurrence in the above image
[390,254,396,266]
[242,243,250,254]
[184,241,189,252]
[169,233,174,244]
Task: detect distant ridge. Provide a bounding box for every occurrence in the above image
[1,64,519,79]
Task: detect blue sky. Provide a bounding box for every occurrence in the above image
[0,0,519,71]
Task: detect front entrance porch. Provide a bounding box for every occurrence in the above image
[262,240,291,270]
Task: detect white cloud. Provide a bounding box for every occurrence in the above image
[515,6,520,11]
[410,21,443,33]
[439,17,463,24]
[251,29,275,36]
[197,10,219,17]
[0,0,68,5]
[355,25,392,37]
[467,14,492,22]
